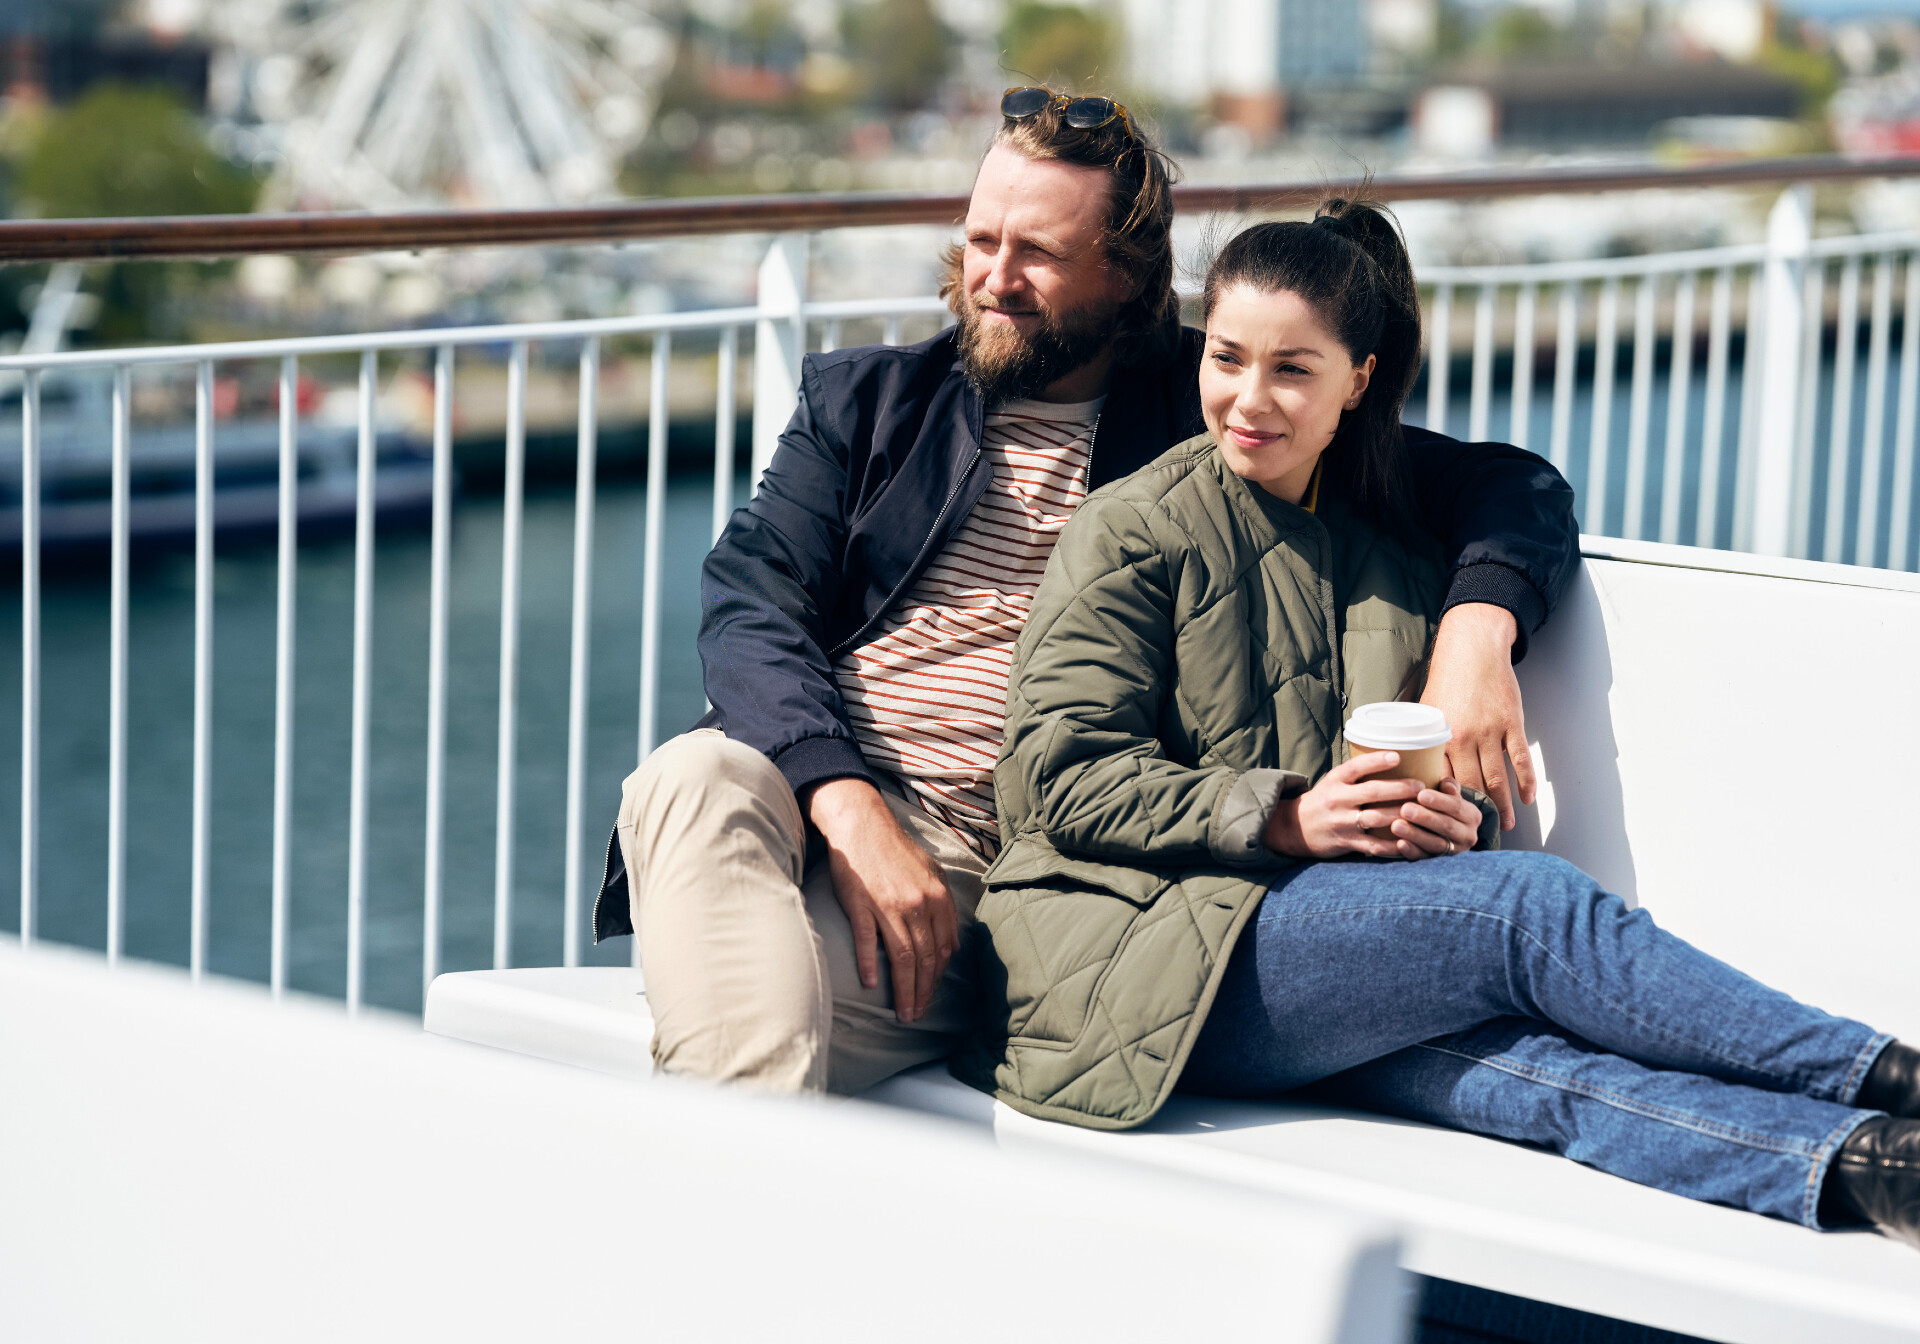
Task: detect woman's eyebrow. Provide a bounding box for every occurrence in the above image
[1207,336,1326,360]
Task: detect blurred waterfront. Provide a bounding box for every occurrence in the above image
[0,475,727,1011]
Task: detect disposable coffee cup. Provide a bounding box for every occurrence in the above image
[1344,702,1452,839]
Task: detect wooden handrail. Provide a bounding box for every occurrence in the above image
[5,153,1920,264]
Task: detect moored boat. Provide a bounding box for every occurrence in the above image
[0,371,438,554]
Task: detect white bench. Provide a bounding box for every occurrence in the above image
[425,537,1920,1343]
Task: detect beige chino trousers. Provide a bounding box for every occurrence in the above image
[615,729,986,1095]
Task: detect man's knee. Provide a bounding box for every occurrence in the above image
[625,734,827,1092]
[621,730,789,824]
[620,730,806,892]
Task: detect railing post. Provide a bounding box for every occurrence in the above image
[1751,183,1812,556]
[752,233,809,486]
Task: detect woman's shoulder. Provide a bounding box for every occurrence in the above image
[1076,431,1233,526]
[1088,430,1218,503]
[1062,432,1230,553]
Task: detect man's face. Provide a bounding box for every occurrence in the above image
[952,144,1133,402]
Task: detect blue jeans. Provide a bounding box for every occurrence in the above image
[1181,851,1893,1228]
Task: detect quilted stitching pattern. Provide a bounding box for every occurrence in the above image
[958,434,1444,1129]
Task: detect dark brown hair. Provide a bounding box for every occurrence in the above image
[1202,199,1422,530]
[941,99,1181,368]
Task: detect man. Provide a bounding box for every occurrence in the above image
[594,90,1579,1095]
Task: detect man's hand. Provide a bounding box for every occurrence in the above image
[804,778,958,1024]
[1420,603,1535,831]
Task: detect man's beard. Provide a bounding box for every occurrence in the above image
[952,292,1118,405]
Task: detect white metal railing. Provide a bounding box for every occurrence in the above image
[3,236,945,1008]
[1417,189,1920,568]
[11,184,1920,1006]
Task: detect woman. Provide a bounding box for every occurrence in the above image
[954,201,1920,1243]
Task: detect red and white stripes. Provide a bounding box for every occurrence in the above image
[834,397,1100,857]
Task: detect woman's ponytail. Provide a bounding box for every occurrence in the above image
[1317,199,1422,414]
[1203,195,1421,531]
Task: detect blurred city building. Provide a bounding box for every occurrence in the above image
[7,1,1903,208]
[1121,0,1370,144]
[12,1,1920,342]
[1413,61,1800,157]
[1,0,211,110]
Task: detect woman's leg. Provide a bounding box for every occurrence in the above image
[1183,850,1889,1104]
[1179,850,1917,1233]
[1310,1017,1870,1228]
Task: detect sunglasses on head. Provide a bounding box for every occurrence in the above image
[1000,86,1134,135]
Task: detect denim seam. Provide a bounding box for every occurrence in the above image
[1838,1032,1898,1107]
[1412,1042,1823,1158]
[1272,903,1819,1093]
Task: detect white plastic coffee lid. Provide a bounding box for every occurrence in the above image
[1344,701,1451,751]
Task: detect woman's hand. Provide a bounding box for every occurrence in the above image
[1262,751,1483,860]
[1388,778,1484,857]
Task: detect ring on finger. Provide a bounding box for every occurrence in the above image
[1446,840,1456,855]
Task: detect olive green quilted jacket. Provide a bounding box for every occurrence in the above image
[952,432,1484,1130]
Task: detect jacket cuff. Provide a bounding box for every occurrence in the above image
[1462,785,1502,853]
[1209,768,1310,865]
[1440,562,1547,664]
[771,734,876,799]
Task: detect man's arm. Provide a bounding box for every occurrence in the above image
[1422,603,1533,830]
[805,779,958,1025]
[1402,427,1581,829]
[698,364,956,1023]
[1401,424,1580,661]
[698,361,874,797]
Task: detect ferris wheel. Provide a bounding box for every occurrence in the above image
[206,0,676,210]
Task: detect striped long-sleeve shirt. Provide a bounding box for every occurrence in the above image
[832,396,1102,858]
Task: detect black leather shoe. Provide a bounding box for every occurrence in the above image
[1825,1117,1920,1247]
[1859,1042,1920,1119]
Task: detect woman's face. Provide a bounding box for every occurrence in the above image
[1201,283,1375,504]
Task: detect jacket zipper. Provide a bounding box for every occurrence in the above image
[829,446,983,659]
[590,822,621,944]
[1312,517,1347,730]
